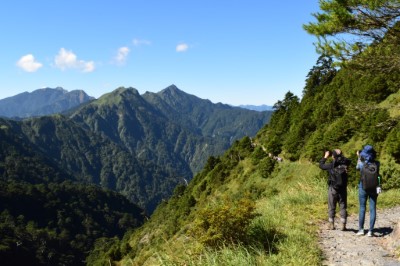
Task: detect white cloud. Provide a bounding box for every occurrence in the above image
[16,54,43,72]
[82,61,95,72]
[54,48,77,70]
[176,43,189,52]
[133,38,151,46]
[54,48,95,72]
[113,46,130,65]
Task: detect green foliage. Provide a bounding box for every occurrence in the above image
[323,116,354,147]
[0,180,144,266]
[204,156,221,172]
[361,108,392,142]
[283,120,309,160]
[263,132,283,156]
[263,92,300,156]
[251,146,267,164]
[86,237,123,266]
[303,0,400,70]
[362,75,393,102]
[264,46,400,166]
[303,55,337,99]
[379,159,400,190]
[189,195,258,247]
[385,124,400,162]
[258,157,276,179]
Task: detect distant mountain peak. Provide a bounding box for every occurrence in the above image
[98,87,138,100]
[159,85,201,101]
[163,84,179,90]
[0,87,94,118]
[159,84,184,96]
[38,86,67,93]
[112,87,140,96]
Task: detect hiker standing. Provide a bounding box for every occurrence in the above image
[356,145,381,237]
[319,149,351,230]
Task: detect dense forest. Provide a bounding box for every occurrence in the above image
[88,1,400,265]
[0,181,144,265]
[0,122,145,265]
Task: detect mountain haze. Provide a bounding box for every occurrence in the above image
[238,104,273,112]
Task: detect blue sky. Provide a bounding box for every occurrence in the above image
[0,0,321,106]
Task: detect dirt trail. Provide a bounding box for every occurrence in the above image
[319,206,400,266]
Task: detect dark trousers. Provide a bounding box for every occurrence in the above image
[328,185,347,223]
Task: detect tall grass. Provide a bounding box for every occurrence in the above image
[123,160,400,266]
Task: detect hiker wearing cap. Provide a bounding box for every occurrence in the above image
[319,149,351,230]
[356,145,381,237]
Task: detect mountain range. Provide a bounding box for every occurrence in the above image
[0,85,272,213]
[238,104,273,111]
[0,87,272,117]
[0,87,94,118]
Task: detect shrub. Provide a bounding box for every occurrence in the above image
[258,157,276,178]
[189,195,258,248]
[385,124,400,163]
[251,146,267,164]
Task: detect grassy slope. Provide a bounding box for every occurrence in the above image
[114,151,400,265]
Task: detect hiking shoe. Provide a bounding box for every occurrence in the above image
[340,223,346,231]
[367,231,374,237]
[328,222,335,230]
[356,230,364,236]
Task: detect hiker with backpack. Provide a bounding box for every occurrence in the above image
[356,145,381,237]
[319,149,351,230]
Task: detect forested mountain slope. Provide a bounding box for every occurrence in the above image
[92,4,400,263]
[143,85,269,142]
[73,85,271,174]
[0,86,271,215]
[0,119,145,265]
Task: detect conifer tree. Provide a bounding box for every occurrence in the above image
[303,0,400,72]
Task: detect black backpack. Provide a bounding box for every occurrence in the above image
[361,162,379,190]
[329,164,347,189]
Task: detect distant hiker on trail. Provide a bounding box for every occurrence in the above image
[356,145,381,237]
[319,149,351,230]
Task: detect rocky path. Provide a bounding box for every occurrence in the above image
[319,206,400,266]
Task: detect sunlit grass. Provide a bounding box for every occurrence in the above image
[121,160,400,266]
